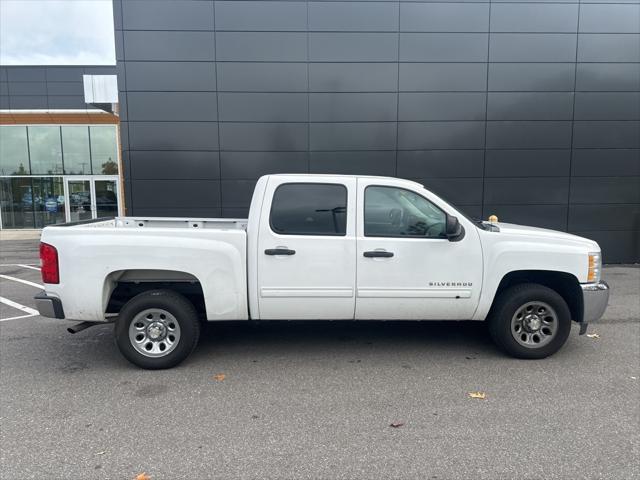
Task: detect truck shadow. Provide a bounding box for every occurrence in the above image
[191,320,498,360]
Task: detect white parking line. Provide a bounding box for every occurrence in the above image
[0,296,39,317]
[0,274,44,289]
[17,264,41,271]
[0,312,37,322]
[0,263,40,267]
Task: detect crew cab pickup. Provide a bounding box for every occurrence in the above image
[35,174,610,369]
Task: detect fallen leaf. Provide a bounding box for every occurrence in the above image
[213,373,226,381]
[468,391,486,399]
[95,451,106,456]
[389,421,405,428]
[134,474,151,480]
[586,333,600,339]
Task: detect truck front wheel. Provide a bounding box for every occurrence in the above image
[115,290,200,369]
[488,283,572,359]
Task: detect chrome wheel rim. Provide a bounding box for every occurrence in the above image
[511,301,557,348]
[129,308,181,358]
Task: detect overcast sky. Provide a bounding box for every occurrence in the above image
[0,0,116,65]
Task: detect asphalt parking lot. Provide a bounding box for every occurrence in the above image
[1,239,638,480]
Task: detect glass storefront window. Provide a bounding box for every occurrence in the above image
[0,177,65,228]
[61,126,91,175]
[0,126,30,175]
[28,126,63,174]
[90,126,118,175]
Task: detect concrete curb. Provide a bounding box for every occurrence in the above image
[0,230,42,241]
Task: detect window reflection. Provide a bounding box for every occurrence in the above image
[0,126,30,175]
[0,177,65,228]
[62,126,91,174]
[90,126,118,175]
[28,126,63,174]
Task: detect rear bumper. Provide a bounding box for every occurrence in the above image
[34,291,65,319]
[581,281,609,323]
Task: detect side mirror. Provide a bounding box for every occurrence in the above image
[445,214,464,241]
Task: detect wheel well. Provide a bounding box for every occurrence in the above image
[494,270,583,322]
[104,270,206,318]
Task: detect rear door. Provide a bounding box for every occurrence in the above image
[256,176,357,319]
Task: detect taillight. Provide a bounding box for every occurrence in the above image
[40,242,59,284]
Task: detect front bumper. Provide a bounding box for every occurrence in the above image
[34,291,65,319]
[581,281,610,323]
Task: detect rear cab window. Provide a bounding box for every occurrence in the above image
[269,183,347,236]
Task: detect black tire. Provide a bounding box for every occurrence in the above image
[115,289,200,369]
[488,283,571,359]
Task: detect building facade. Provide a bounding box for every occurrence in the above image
[1,0,639,263]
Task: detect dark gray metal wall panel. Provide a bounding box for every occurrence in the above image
[398,122,486,149]
[487,121,572,149]
[485,178,569,205]
[123,0,214,30]
[131,179,221,209]
[310,2,398,32]
[574,93,640,120]
[7,82,47,95]
[44,67,85,82]
[130,151,220,180]
[579,4,640,33]
[309,93,397,121]
[569,205,640,231]
[47,96,86,109]
[310,33,398,61]
[216,1,306,31]
[135,206,223,217]
[570,177,640,204]
[219,123,308,151]
[578,34,640,62]
[399,93,486,121]
[310,123,397,150]
[489,34,577,62]
[129,122,219,150]
[0,96,9,109]
[483,205,568,231]
[221,151,308,179]
[217,32,307,61]
[490,4,578,33]
[420,178,483,206]
[571,149,640,177]
[400,3,489,32]
[309,63,398,92]
[400,34,488,61]
[126,62,217,91]
[124,31,215,61]
[9,96,48,109]
[218,93,308,122]
[397,150,484,178]
[573,121,640,148]
[399,63,487,92]
[218,63,307,92]
[127,92,218,121]
[569,231,639,264]
[0,83,8,96]
[488,63,575,92]
[7,68,45,82]
[108,0,640,261]
[46,82,84,95]
[221,180,257,208]
[309,151,396,176]
[485,150,571,177]
[487,92,574,120]
[576,64,640,92]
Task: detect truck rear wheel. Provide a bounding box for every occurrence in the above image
[488,283,571,359]
[115,290,200,369]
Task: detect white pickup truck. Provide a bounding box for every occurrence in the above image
[35,174,609,369]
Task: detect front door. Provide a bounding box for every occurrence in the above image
[64,177,121,222]
[355,178,483,320]
[256,176,357,319]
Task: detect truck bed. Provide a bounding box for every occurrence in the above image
[72,216,248,231]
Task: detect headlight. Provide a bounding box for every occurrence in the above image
[588,252,601,283]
